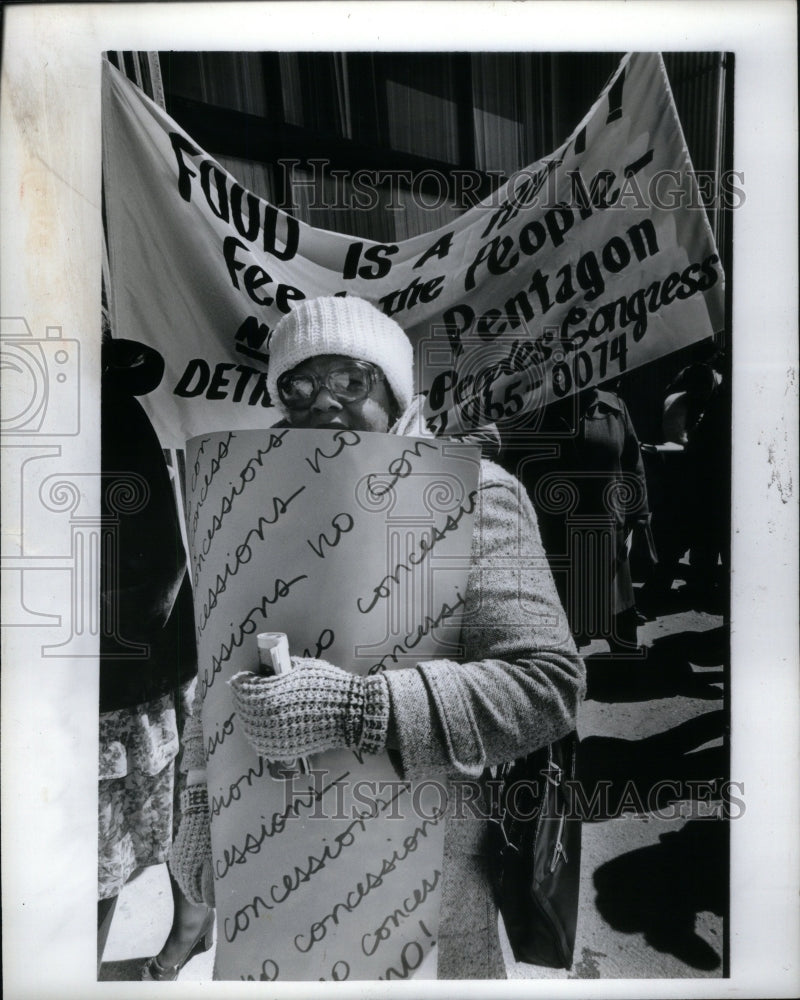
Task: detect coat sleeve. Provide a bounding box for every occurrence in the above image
[384,461,586,780]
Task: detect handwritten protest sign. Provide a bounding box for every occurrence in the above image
[185,429,479,980]
[103,52,725,451]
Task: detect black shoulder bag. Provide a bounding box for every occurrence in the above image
[487,731,581,969]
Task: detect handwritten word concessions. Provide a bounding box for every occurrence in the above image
[185,430,479,979]
[188,430,289,587]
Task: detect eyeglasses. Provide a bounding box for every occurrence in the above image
[277,360,385,410]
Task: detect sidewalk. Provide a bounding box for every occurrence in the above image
[100,589,727,983]
[509,593,727,980]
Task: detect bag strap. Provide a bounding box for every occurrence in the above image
[489,734,578,866]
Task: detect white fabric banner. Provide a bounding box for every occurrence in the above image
[102,52,724,449]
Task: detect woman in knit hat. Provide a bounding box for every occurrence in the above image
[169,295,585,979]
[265,295,414,433]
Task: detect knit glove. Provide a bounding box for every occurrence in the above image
[168,784,215,907]
[229,658,391,759]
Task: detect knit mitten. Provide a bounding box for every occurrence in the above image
[229,658,391,759]
[168,784,215,907]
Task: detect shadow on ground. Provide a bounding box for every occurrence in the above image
[576,709,728,819]
[99,958,148,982]
[637,581,728,619]
[593,820,727,971]
[586,627,727,703]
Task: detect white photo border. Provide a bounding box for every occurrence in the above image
[1,2,798,999]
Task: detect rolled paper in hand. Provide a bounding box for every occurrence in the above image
[257,632,292,677]
[256,633,309,778]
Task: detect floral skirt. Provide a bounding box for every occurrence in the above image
[98,691,180,900]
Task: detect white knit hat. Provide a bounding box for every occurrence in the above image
[267,296,414,415]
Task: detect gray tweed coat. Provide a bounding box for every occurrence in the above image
[384,458,585,978]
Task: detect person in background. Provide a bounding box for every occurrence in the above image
[513,384,651,654]
[662,361,722,447]
[644,356,726,605]
[98,334,213,980]
[681,363,729,606]
[167,295,585,979]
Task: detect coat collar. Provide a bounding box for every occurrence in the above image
[584,389,624,416]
